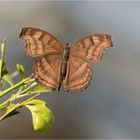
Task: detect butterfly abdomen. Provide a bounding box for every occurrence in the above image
[57,45,70,90]
[62,45,70,75]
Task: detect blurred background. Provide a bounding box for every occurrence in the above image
[0,1,140,139]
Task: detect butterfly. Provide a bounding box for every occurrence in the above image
[19,27,113,92]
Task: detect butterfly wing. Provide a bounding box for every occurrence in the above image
[19,27,63,57]
[33,54,63,91]
[70,34,113,63]
[63,34,112,92]
[63,55,93,92]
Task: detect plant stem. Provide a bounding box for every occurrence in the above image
[19,82,37,95]
[0,93,40,121]
[0,77,33,98]
[20,93,40,106]
[0,80,37,108]
[0,40,6,79]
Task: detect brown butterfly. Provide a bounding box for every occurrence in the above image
[19,27,113,92]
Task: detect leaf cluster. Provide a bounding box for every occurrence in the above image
[0,40,53,134]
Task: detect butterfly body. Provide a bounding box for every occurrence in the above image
[20,27,112,92]
[63,44,70,61]
[59,44,70,91]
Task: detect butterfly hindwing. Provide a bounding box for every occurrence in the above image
[19,27,63,57]
[63,55,93,92]
[33,54,63,91]
[70,34,112,63]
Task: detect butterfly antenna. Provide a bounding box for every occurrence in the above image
[68,29,79,45]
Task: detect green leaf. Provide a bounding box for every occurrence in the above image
[3,110,19,119]
[1,62,8,77]
[0,60,2,79]
[31,85,50,94]
[2,74,14,86]
[1,40,6,58]
[6,103,20,114]
[0,40,8,80]
[0,61,8,79]
[16,64,25,79]
[0,103,20,120]
[0,105,6,111]
[25,99,53,134]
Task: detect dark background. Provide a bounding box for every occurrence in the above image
[0,1,140,139]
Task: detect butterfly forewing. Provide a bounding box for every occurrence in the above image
[19,27,63,57]
[63,55,93,92]
[33,54,62,90]
[70,34,112,63]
